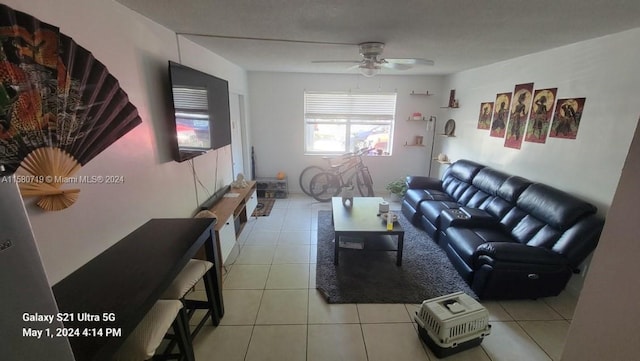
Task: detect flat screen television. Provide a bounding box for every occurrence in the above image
[167,61,232,162]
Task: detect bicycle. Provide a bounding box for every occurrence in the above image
[298,151,357,197]
[308,148,374,202]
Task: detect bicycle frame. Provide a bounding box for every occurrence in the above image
[307,148,374,201]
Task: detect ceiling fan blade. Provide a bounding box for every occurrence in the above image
[381,62,412,71]
[311,60,361,64]
[384,58,435,66]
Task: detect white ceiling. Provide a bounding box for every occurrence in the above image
[116,0,640,75]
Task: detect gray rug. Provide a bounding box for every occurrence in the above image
[315,210,477,303]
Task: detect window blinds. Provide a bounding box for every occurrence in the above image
[304,91,397,121]
[172,86,208,111]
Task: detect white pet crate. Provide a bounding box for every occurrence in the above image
[414,291,491,357]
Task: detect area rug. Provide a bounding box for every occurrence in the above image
[252,198,275,217]
[315,210,477,303]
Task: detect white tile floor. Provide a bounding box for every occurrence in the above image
[190,194,579,361]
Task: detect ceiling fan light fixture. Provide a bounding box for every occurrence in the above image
[359,66,379,77]
[359,61,381,77]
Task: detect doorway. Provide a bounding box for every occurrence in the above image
[229,92,246,178]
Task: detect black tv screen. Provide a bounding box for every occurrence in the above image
[168,61,231,162]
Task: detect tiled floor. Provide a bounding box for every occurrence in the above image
[190,194,579,361]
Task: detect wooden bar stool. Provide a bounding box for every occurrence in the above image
[162,259,220,339]
[113,300,194,361]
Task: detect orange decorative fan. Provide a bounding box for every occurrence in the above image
[0,4,142,211]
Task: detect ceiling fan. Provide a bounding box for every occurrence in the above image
[312,42,434,77]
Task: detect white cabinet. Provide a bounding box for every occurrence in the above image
[245,189,258,219]
[208,181,257,267]
[218,214,237,264]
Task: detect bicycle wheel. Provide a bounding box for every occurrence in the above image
[349,171,366,197]
[354,167,374,197]
[299,165,324,196]
[309,172,341,202]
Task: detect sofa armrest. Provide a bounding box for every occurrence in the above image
[475,242,567,266]
[405,176,443,190]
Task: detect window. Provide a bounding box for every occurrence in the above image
[304,91,397,155]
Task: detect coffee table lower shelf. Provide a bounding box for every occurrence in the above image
[334,232,404,266]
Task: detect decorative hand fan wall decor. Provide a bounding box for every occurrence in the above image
[0,4,142,211]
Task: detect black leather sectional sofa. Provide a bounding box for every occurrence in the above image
[401,159,604,299]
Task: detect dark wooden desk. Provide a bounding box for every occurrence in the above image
[52,218,221,361]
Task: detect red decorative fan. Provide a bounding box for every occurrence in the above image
[0,4,142,210]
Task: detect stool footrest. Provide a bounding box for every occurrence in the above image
[184,299,209,309]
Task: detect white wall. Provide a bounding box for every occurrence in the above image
[248,72,445,193]
[562,117,640,360]
[436,28,640,214]
[6,0,247,284]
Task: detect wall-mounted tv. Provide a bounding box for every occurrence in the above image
[167,61,232,162]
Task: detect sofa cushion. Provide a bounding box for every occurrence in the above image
[472,168,511,195]
[405,176,442,190]
[446,227,513,265]
[475,242,568,266]
[448,168,509,209]
[510,214,547,244]
[457,186,491,208]
[497,176,531,203]
[441,160,485,200]
[419,200,460,229]
[523,225,561,249]
[447,159,485,182]
[517,183,597,230]
[404,189,452,209]
[552,215,605,268]
[445,228,488,265]
[442,177,473,200]
[484,197,515,220]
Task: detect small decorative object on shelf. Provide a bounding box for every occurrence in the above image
[415,135,424,145]
[441,89,459,108]
[434,154,452,165]
[407,112,427,120]
[443,119,456,136]
[231,173,249,188]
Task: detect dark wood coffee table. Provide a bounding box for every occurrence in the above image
[331,197,404,266]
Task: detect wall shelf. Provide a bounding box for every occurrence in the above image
[256,177,288,198]
[440,106,460,109]
[410,91,432,96]
[404,144,425,147]
[433,158,452,165]
[407,115,437,121]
